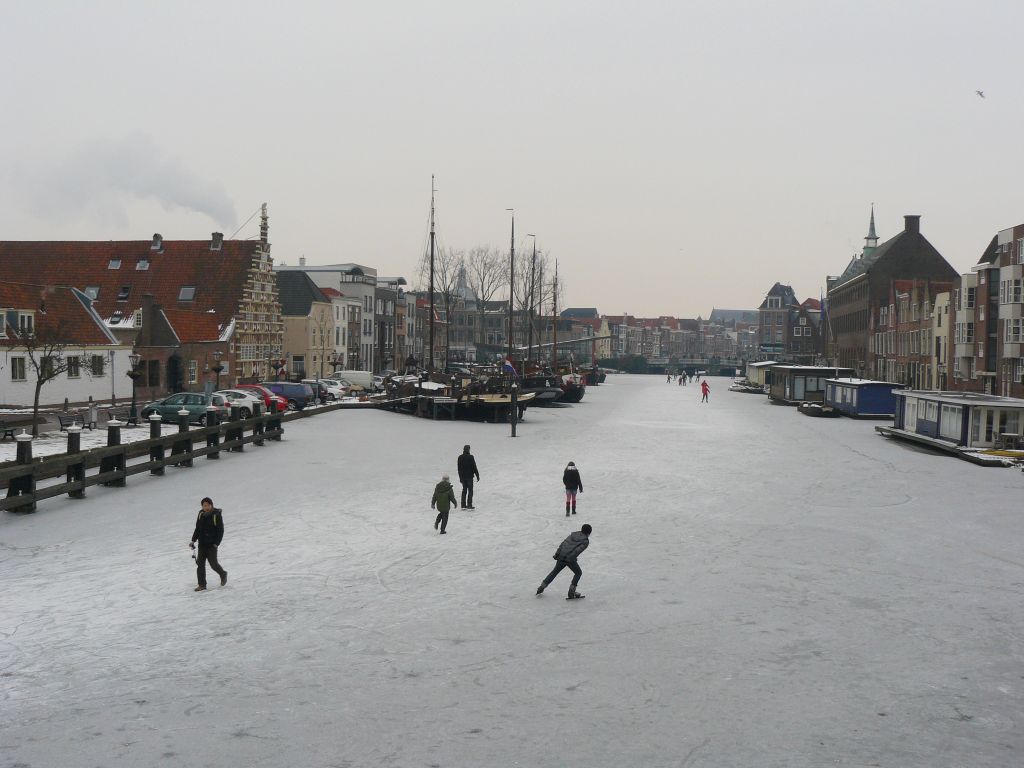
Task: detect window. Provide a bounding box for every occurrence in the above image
[799,316,807,325]
[966,287,976,309]
[136,259,150,271]
[67,356,80,378]
[1006,319,1023,343]
[91,355,105,376]
[767,297,781,308]
[108,259,121,269]
[18,313,33,335]
[84,286,100,300]
[116,286,130,301]
[10,356,26,381]
[292,355,306,377]
[178,286,196,301]
[188,360,198,384]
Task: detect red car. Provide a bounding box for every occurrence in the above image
[236,384,289,413]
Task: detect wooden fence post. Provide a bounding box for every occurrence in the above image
[171,409,193,468]
[5,432,36,513]
[269,400,283,441]
[227,405,243,452]
[100,419,125,487]
[66,424,85,499]
[252,403,265,446]
[206,405,220,460]
[149,413,165,475]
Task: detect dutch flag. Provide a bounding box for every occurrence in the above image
[503,358,519,378]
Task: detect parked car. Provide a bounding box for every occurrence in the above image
[214,389,264,418]
[301,379,347,400]
[235,383,289,413]
[141,392,232,424]
[325,375,358,392]
[329,370,373,390]
[260,381,315,410]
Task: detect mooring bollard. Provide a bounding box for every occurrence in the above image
[510,384,518,438]
[5,432,36,512]
[206,405,220,460]
[66,424,85,499]
[149,413,164,476]
[171,409,193,468]
[252,402,265,446]
[227,405,243,452]
[100,419,125,487]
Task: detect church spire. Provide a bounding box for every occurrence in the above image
[865,204,878,249]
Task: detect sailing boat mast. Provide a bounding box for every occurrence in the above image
[428,176,436,374]
[527,237,537,366]
[551,260,559,369]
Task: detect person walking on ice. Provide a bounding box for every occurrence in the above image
[189,497,227,592]
[431,474,458,534]
[701,379,710,403]
[536,524,592,599]
[457,444,480,510]
[563,461,583,516]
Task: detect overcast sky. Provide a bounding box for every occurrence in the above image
[2,1,1021,317]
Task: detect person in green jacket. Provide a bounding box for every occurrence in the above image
[431,474,458,534]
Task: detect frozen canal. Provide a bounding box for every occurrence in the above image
[2,375,1022,767]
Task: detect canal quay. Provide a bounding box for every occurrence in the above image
[2,375,1022,767]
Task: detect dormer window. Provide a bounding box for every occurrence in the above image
[108,259,121,269]
[136,259,150,271]
[117,286,131,302]
[110,310,123,323]
[84,286,100,300]
[178,286,196,301]
[19,313,34,335]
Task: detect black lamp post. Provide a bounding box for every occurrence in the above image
[128,352,142,425]
[212,350,224,391]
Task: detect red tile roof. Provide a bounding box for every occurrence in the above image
[319,287,344,298]
[0,239,260,331]
[162,309,224,343]
[0,281,117,346]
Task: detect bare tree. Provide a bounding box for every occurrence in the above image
[464,246,505,348]
[417,246,464,370]
[17,317,76,436]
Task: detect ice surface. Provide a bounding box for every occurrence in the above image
[2,376,1023,767]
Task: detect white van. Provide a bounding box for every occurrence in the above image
[329,370,374,390]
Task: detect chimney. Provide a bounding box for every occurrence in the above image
[903,215,920,235]
[211,232,223,251]
[151,233,163,251]
[299,256,306,266]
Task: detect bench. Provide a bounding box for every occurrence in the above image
[106,407,139,427]
[58,413,82,431]
[0,420,16,440]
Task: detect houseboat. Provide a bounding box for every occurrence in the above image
[825,378,906,418]
[876,391,1024,465]
[744,360,777,392]
[768,365,855,405]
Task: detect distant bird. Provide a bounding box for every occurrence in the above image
[976,90,985,98]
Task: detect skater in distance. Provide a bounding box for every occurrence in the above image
[431,474,458,534]
[701,379,710,403]
[563,461,583,517]
[190,497,227,592]
[457,444,480,510]
[537,524,592,599]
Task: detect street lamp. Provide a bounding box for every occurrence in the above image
[212,350,224,392]
[128,352,142,425]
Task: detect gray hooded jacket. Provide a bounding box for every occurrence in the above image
[554,531,589,562]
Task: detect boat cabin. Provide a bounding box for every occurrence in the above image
[825,378,905,418]
[745,360,777,389]
[768,365,855,405]
[892,391,1024,449]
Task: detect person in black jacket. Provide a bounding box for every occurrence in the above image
[457,444,480,510]
[562,461,583,517]
[189,497,227,592]
[536,524,591,599]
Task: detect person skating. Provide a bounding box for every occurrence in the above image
[536,524,592,599]
[457,444,480,509]
[562,461,583,516]
[431,474,458,534]
[189,497,226,592]
[701,379,710,403]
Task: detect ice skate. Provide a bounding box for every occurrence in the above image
[536,584,545,595]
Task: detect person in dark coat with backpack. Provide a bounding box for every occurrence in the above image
[562,461,583,517]
[189,497,227,592]
[457,444,480,510]
[536,524,591,599]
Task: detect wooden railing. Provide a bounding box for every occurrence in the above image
[1,403,287,513]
